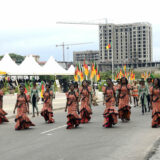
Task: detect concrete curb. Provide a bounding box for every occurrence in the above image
[144,137,160,160]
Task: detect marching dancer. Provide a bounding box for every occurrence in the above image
[102,78,118,128]
[0,84,9,124]
[74,82,80,100]
[150,78,160,128]
[87,80,93,109]
[65,83,81,129]
[115,79,121,107]
[79,80,92,123]
[41,83,54,123]
[132,81,139,107]
[117,77,132,122]
[13,84,35,130]
[49,81,55,109]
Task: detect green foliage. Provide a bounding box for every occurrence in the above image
[98,81,106,92]
[152,74,160,78]
[57,75,74,81]
[134,71,141,80]
[54,81,58,92]
[15,86,19,93]
[39,75,55,81]
[100,71,112,80]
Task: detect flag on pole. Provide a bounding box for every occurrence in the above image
[74,73,78,81]
[106,43,112,50]
[24,82,29,94]
[90,63,95,79]
[77,64,81,76]
[94,62,97,75]
[83,60,89,76]
[80,71,84,81]
[123,65,126,72]
[40,81,45,98]
[96,67,100,81]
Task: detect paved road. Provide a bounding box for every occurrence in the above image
[0,104,160,160]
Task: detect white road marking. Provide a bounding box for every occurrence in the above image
[41,125,67,134]
[47,134,52,136]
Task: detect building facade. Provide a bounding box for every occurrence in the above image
[99,22,152,65]
[73,50,99,64]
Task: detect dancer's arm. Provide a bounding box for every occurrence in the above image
[13,100,18,114]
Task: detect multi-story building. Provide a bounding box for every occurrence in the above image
[73,50,99,64]
[99,22,152,65]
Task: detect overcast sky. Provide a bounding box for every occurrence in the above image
[0,0,160,61]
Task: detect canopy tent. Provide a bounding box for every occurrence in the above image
[0,54,71,76]
[16,55,43,75]
[0,71,7,75]
[42,56,68,75]
[66,65,75,75]
[0,54,19,75]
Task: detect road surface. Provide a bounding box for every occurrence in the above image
[0,104,160,160]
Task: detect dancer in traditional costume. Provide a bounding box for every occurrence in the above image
[132,81,139,107]
[87,80,92,109]
[13,84,35,130]
[150,78,160,128]
[117,77,132,122]
[115,79,121,107]
[65,83,81,129]
[102,78,118,128]
[41,83,54,123]
[79,80,92,123]
[49,81,55,109]
[30,81,39,117]
[74,82,80,103]
[0,84,9,124]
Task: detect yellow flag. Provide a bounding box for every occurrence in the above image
[106,46,109,50]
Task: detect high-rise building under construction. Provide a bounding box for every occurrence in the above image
[99,22,152,65]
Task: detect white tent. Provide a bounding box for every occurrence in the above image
[16,55,43,75]
[67,65,75,75]
[42,56,68,75]
[0,54,19,75]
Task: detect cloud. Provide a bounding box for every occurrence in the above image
[0,0,159,61]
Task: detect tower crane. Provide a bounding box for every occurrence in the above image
[56,18,108,25]
[56,19,115,80]
[56,42,94,62]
